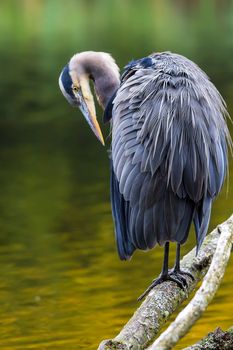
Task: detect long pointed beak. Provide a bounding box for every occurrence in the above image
[76,78,105,146]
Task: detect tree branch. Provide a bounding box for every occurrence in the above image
[182,327,233,350]
[148,215,233,350]
[98,215,233,350]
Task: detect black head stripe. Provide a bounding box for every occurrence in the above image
[60,64,74,97]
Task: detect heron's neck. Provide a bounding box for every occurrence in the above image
[70,52,120,108]
[93,67,120,108]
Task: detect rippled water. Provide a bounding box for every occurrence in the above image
[0,1,233,349]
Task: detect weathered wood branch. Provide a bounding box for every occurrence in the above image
[148,215,233,350]
[98,215,233,350]
[182,327,233,350]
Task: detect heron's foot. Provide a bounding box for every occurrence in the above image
[172,268,195,280]
[169,268,195,288]
[137,273,185,301]
[138,268,195,301]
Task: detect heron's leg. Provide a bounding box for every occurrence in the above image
[170,243,195,283]
[160,241,169,277]
[138,242,184,301]
[174,243,181,271]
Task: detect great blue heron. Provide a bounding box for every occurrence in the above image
[59,51,231,300]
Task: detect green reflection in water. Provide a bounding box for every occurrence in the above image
[0,1,232,349]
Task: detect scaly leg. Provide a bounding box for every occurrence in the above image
[138,242,184,301]
[169,243,195,286]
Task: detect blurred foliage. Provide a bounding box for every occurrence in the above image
[0,0,233,124]
[0,1,232,350]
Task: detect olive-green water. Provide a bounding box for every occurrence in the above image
[0,1,232,349]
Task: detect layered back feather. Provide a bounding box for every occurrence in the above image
[107,52,231,260]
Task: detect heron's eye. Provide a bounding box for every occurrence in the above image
[72,86,79,92]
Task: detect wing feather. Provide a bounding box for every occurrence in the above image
[110,52,230,259]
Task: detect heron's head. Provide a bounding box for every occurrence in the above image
[59,51,120,145]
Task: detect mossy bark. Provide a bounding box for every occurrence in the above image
[183,327,233,350]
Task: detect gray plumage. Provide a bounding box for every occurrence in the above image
[110,52,231,260]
